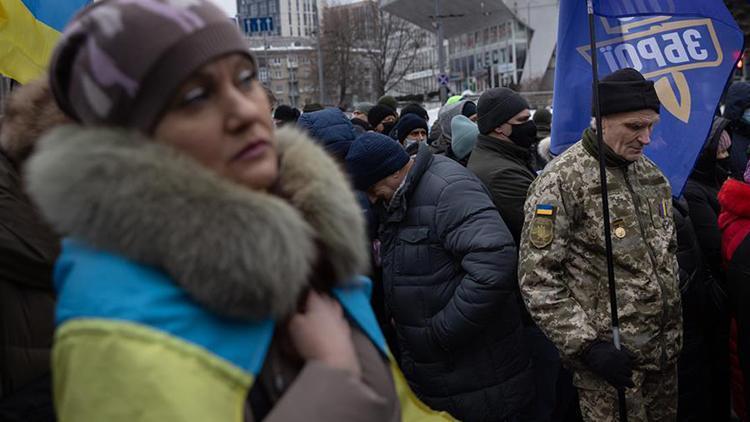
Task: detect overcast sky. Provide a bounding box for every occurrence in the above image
[210,0,237,16]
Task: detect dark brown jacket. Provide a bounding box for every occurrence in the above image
[0,150,59,397]
[0,77,65,401]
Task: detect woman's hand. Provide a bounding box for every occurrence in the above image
[288,291,361,378]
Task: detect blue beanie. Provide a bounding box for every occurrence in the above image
[346,132,410,191]
[451,115,479,160]
[396,113,428,142]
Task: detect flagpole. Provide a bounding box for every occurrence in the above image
[586,1,628,420]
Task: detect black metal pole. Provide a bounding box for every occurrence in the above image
[586,1,628,420]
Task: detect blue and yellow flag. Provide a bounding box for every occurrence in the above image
[0,0,90,83]
[551,0,744,194]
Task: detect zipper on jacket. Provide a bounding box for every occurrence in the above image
[621,167,669,368]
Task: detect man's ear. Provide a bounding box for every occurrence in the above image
[493,125,506,137]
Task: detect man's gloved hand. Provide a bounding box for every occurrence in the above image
[582,340,636,389]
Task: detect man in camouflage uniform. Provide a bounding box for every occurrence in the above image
[518,68,682,421]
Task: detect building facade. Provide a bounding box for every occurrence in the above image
[388,27,440,99]
[447,19,529,93]
[249,37,321,108]
[237,0,321,38]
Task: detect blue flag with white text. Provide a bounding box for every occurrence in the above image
[551,0,744,194]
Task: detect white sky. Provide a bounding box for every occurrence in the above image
[210,0,237,16]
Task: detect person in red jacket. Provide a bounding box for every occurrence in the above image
[718,173,750,421]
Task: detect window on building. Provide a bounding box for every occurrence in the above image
[250,3,257,16]
[275,84,284,94]
[269,1,277,13]
[259,2,267,15]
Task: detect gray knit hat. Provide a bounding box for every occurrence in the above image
[49,0,253,133]
[476,88,529,135]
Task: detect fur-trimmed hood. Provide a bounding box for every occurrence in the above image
[25,126,369,319]
[0,77,71,165]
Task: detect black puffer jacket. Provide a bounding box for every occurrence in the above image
[378,144,534,421]
[683,117,733,420]
[673,198,711,421]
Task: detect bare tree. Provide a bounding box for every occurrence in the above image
[321,4,357,105]
[363,2,423,98]
[321,0,425,102]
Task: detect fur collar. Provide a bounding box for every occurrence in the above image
[0,77,71,165]
[25,126,368,319]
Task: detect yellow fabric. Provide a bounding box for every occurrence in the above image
[0,0,60,83]
[53,319,253,422]
[388,356,456,421]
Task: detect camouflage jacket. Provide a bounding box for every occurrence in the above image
[518,140,682,371]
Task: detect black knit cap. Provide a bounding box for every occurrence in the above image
[595,68,660,117]
[400,103,429,122]
[273,105,300,123]
[477,88,529,134]
[368,104,397,128]
[396,113,428,142]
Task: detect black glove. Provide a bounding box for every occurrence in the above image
[582,340,635,389]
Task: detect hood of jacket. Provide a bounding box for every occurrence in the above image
[719,178,750,223]
[25,125,369,320]
[437,100,472,142]
[690,116,731,187]
[296,108,358,162]
[724,81,750,122]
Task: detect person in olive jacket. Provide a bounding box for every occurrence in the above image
[345,132,534,422]
[467,88,538,245]
[467,87,566,421]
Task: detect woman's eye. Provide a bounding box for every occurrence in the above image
[238,69,255,89]
[180,86,208,106]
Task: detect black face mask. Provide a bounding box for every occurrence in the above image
[508,120,538,149]
[381,121,397,136]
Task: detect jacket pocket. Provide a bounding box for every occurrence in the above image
[395,228,431,276]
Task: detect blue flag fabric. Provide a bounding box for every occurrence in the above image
[551,0,744,194]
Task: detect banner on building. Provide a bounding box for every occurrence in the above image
[551,0,744,194]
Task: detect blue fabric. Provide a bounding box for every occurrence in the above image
[21,0,90,32]
[297,108,358,162]
[54,239,274,374]
[54,239,390,374]
[333,276,389,355]
[551,0,744,196]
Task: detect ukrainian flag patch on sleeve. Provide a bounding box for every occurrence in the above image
[535,204,555,216]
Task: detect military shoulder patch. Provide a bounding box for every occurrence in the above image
[530,204,556,249]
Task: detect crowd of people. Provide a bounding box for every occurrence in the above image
[0,0,750,421]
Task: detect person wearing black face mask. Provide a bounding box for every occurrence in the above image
[682,116,733,421]
[468,87,538,245]
[467,88,571,422]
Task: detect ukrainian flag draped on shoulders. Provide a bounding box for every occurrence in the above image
[0,0,90,83]
[53,240,455,421]
[551,0,744,195]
